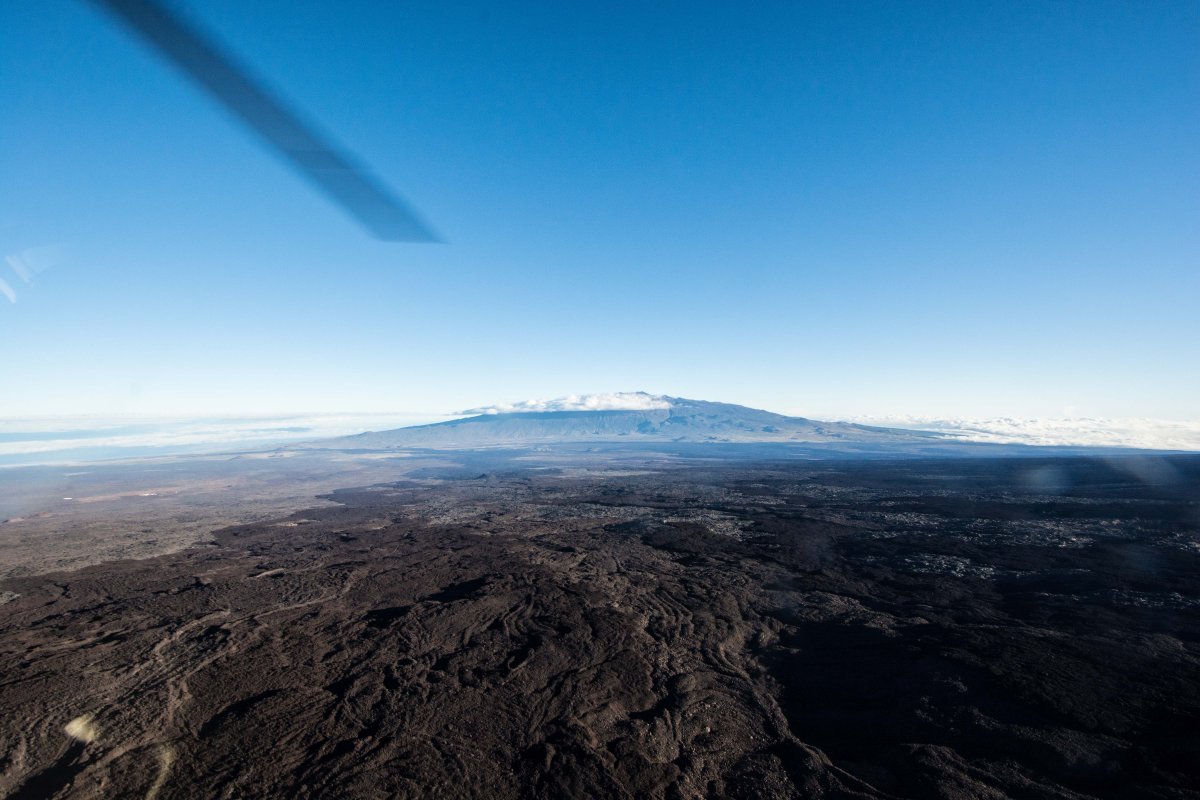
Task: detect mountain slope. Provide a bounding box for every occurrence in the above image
[312,395,946,450]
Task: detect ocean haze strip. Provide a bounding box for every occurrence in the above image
[89,0,439,242]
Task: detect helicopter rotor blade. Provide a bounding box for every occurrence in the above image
[88,0,440,242]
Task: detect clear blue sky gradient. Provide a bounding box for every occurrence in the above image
[2,1,1196,419]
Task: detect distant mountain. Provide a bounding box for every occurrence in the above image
[309,394,948,450]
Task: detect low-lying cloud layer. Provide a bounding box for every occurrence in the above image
[460,392,672,416]
[0,413,450,466]
[5,401,1195,467]
[853,416,1200,451]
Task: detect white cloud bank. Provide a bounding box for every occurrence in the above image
[0,413,451,464]
[460,392,672,416]
[852,416,1200,451]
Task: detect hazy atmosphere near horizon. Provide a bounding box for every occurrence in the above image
[2,0,1197,425]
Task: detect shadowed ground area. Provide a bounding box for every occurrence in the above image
[1,455,1198,798]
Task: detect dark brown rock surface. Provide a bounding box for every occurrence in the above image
[1,455,1198,798]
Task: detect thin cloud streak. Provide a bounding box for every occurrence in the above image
[5,254,33,284]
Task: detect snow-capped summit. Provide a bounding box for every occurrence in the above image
[459,392,671,416]
[317,394,946,450]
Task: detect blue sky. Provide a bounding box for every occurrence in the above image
[2,0,1196,420]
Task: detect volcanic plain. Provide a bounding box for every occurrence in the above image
[1,449,1198,799]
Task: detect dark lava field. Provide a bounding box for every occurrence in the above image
[1,454,1198,799]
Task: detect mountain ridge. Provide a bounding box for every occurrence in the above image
[308,394,948,450]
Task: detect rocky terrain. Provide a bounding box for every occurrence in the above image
[0,451,456,580]
[1,452,1198,798]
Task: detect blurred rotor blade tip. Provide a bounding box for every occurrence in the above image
[88,0,441,242]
